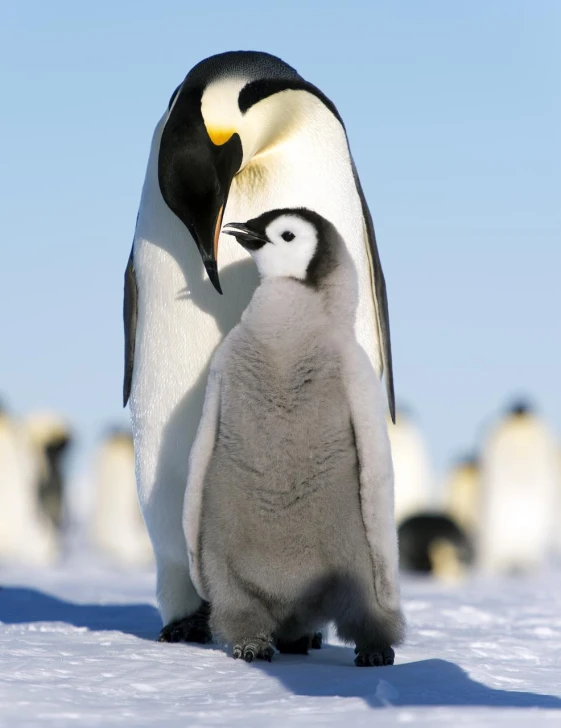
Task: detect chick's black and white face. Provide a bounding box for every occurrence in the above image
[252,215,318,281]
[223,207,340,287]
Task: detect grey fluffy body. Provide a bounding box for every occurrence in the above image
[194,220,404,655]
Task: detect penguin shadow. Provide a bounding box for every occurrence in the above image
[174,249,259,324]
[147,256,258,520]
[158,223,259,335]
[252,647,561,709]
[0,586,161,640]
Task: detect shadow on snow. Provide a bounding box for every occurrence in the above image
[1,586,560,709]
[0,586,160,640]
[255,645,561,709]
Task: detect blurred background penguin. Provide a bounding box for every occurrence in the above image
[24,411,73,531]
[90,427,153,567]
[477,400,559,575]
[388,408,435,524]
[0,402,59,565]
[444,455,481,542]
[390,408,473,581]
[1,391,558,579]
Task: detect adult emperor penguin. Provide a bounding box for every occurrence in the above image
[91,428,154,566]
[184,208,404,664]
[387,408,434,526]
[0,404,58,564]
[24,412,72,530]
[125,51,395,641]
[444,455,481,538]
[478,401,559,574]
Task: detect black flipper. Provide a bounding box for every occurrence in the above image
[123,244,138,407]
[351,159,395,423]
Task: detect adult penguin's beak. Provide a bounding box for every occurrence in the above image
[158,86,244,294]
[187,200,228,294]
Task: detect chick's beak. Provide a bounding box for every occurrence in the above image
[222,222,269,251]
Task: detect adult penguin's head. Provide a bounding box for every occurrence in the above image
[157,51,340,294]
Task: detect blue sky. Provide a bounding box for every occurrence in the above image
[1,1,559,478]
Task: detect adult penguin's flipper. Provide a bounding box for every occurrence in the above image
[351,160,395,423]
[123,245,138,407]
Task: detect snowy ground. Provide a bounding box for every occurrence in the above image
[1,558,560,727]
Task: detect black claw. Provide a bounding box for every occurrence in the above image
[232,639,275,663]
[383,646,395,665]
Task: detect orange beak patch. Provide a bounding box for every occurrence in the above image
[214,205,224,259]
[207,127,236,146]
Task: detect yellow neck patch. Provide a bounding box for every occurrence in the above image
[207,127,236,146]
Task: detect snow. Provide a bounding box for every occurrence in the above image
[1,560,560,727]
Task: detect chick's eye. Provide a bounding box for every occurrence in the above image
[281,231,295,242]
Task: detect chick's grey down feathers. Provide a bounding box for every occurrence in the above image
[184,211,404,660]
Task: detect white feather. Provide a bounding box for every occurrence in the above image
[252,215,318,280]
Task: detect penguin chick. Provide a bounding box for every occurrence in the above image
[398,512,474,581]
[184,208,404,666]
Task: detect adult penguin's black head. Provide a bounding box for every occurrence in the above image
[157,51,340,294]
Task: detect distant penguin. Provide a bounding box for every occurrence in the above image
[24,412,72,530]
[444,455,481,538]
[478,401,559,574]
[91,428,153,566]
[398,513,473,581]
[184,209,404,665]
[388,409,434,525]
[554,449,561,559]
[0,405,58,564]
[126,51,396,641]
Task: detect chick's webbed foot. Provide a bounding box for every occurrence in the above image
[354,644,395,667]
[232,635,275,663]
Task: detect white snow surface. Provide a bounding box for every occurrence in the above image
[1,556,560,727]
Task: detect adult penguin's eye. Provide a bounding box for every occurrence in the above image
[281,231,295,242]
